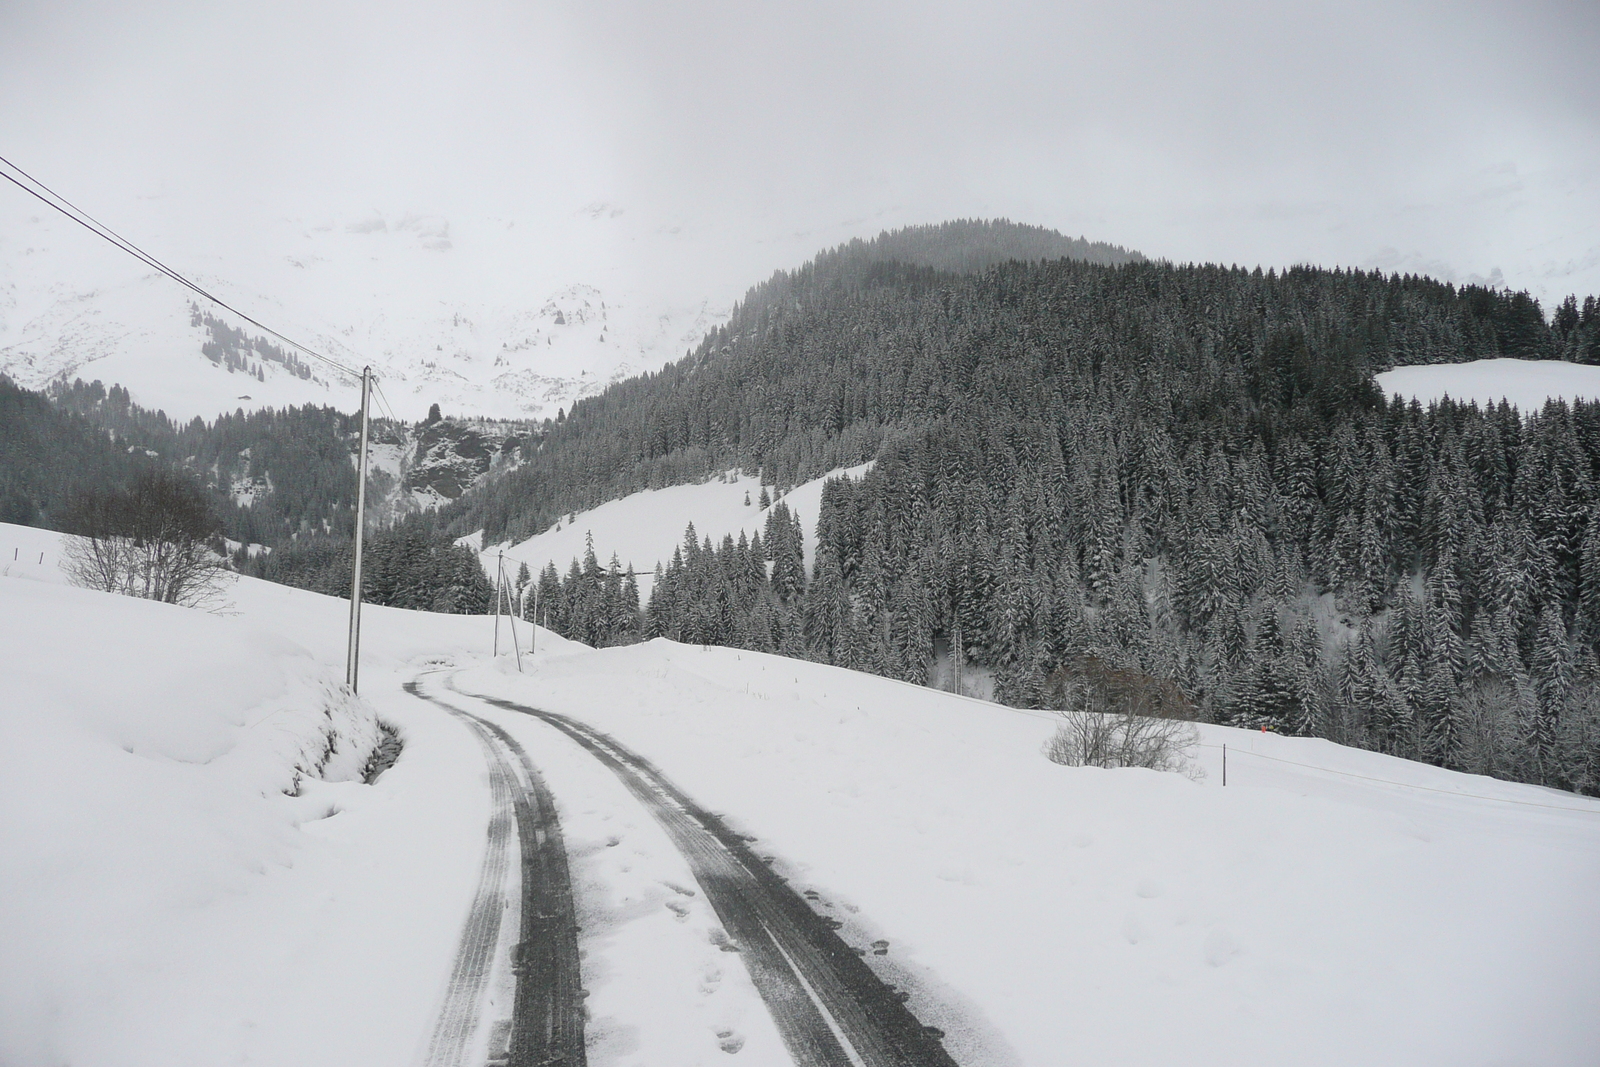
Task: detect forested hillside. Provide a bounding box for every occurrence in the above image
[11,377,495,612]
[45,377,372,546]
[832,218,1143,273]
[455,248,1600,794]
[0,375,146,526]
[455,245,1600,545]
[254,510,493,613]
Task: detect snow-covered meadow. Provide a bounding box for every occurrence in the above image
[3,520,1599,1067]
[1377,357,1600,413]
[484,462,873,601]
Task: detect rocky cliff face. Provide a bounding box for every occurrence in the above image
[401,418,528,504]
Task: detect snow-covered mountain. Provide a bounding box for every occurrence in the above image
[0,199,731,424]
[0,196,1150,429]
[369,413,536,514]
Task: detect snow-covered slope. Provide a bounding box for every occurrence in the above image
[459,645,1600,1067]
[485,462,873,598]
[0,201,730,424]
[0,523,608,1067]
[1377,357,1600,412]
[4,520,1598,1067]
[0,529,390,1066]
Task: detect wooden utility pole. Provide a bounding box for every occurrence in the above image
[345,367,371,693]
[504,556,523,672]
[491,551,523,671]
[494,550,504,657]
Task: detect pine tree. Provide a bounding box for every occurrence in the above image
[1529,604,1573,782]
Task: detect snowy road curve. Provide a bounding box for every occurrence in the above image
[454,678,962,1067]
[405,677,587,1067]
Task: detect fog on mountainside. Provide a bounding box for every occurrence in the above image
[839,220,1144,273]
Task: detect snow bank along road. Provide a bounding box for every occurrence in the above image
[412,670,961,1067]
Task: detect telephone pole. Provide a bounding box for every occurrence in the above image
[494,550,504,657]
[345,366,371,693]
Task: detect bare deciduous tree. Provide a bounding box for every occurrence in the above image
[1044,657,1202,777]
[60,470,228,609]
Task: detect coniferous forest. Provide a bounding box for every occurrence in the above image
[452,237,1600,795]
[4,375,489,612]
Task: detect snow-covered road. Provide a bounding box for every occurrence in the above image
[405,673,584,1067]
[430,671,960,1067]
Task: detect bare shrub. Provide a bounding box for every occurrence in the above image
[59,470,227,609]
[1044,657,1202,777]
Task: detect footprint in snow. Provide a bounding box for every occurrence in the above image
[1204,928,1242,967]
[716,1028,746,1054]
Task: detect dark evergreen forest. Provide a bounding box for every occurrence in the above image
[8,376,489,612]
[256,511,493,614]
[454,245,1600,795]
[1,375,147,526]
[44,376,373,547]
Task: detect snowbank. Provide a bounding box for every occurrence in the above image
[1377,357,1600,413]
[0,573,379,1063]
[0,523,570,1067]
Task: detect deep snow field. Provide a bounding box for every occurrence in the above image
[483,462,873,601]
[1377,357,1600,413]
[3,518,1599,1067]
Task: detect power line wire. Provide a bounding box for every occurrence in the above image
[370,376,400,424]
[0,153,362,382]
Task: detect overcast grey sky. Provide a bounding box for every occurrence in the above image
[3,0,1597,305]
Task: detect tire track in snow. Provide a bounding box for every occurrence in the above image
[453,679,959,1067]
[406,677,586,1067]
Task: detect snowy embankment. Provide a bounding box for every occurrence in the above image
[484,461,873,599]
[4,521,1600,1066]
[0,523,548,1067]
[1377,357,1600,412]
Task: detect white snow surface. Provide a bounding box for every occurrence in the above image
[0,202,731,424]
[4,520,1600,1067]
[489,463,874,600]
[1377,357,1600,413]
